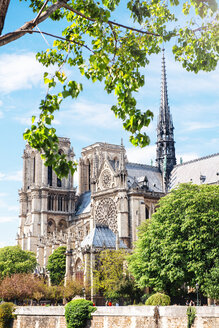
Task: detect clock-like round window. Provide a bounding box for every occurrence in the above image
[101,170,112,189]
[95,198,117,233]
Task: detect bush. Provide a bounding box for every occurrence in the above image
[65,299,96,328]
[0,302,15,328]
[145,293,171,306]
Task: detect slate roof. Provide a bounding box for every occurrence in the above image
[81,225,127,249]
[75,191,91,215]
[170,153,219,189]
[126,162,163,192]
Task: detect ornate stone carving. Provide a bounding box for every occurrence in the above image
[101,169,112,189]
[95,198,117,233]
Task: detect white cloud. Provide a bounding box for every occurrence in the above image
[0,170,22,182]
[58,101,120,129]
[0,216,18,223]
[184,121,219,132]
[0,53,45,94]
[126,145,156,165]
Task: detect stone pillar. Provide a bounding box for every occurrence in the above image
[117,193,129,247]
[42,161,47,186]
[64,237,72,286]
[90,251,96,302]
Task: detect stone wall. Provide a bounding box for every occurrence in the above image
[13,305,219,328]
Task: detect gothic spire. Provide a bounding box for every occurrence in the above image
[156,49,176,191]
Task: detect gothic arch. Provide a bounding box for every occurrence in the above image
[75,258,84,283]
[145,205,150,219]
[57,219,67,232]
[47,218,56,234]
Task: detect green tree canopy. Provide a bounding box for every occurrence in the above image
[94,249,142,302]
[0,246,37,279]
[0,1,218,177]
[47,246,66,285]
[128,183,219,297]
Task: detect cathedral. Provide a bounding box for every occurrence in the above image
[17,52,219,299]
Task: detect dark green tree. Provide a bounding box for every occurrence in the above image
[128,183,219,297]
[0,1,218,177]
[47,246,66,285]
[0,246,37,278]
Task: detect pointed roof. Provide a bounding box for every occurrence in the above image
[158,49,174,132]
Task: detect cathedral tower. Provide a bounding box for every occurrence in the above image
[156,49,176,190]
[17,138,76,259]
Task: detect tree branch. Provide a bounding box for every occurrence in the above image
[62,2,160,37]
[0,0,65,46]
[19,29,94,53]
[0,0,11,35]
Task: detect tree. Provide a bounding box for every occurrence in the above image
[0,273,45,302]
[0,246,37,279]
[128,183,219,297]
[64,279,84,302]
[46,246,66,285]
[94,249,142,303]
[94,249,127,299]
[0,1,218,177]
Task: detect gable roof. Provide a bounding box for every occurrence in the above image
[170,153,219,189]
[126,162,163,192]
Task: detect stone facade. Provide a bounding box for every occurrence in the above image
[12,306,219,328]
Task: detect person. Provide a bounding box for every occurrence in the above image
[108,301,112,306]
[186,300,189,306]
[189,300,195,306]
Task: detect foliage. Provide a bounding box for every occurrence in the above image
[187,306,196,328]
[64,279,84,302]
[65,299,96,328]
[45,285,64,305]
[47,246,66,285]
[0,246,37,279]
[94,249,127,299]
[1,1,218,177]
[203,259,219,300]
[128,184,219,296]
[94,249,142,303]
[0,274,45,302]
[0,302,15,328]
[145,292,170,306]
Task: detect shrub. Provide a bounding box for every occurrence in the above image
[187,306,196,328]
[0,302,15,328]
[145,293,171,306]
[65,299,96,328]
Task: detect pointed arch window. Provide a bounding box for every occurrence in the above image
[48,166,52,186]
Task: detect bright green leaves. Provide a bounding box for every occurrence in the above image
[20,0,219,177]
[128,184,219,296]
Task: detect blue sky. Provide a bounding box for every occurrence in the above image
[0,1,218,247]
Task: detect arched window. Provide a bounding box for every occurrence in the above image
[145,206,150,219]
[47,219,56,233]
[48,166,52,186]
[48,195,54,211]
[58,196,63,211]
[57,150,63,187]
[57,219,67,232]
[75,258,84,283]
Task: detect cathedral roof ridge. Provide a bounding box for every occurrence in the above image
[127,162,158,170]
[174,152,219,168]
[81,142,123,151]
